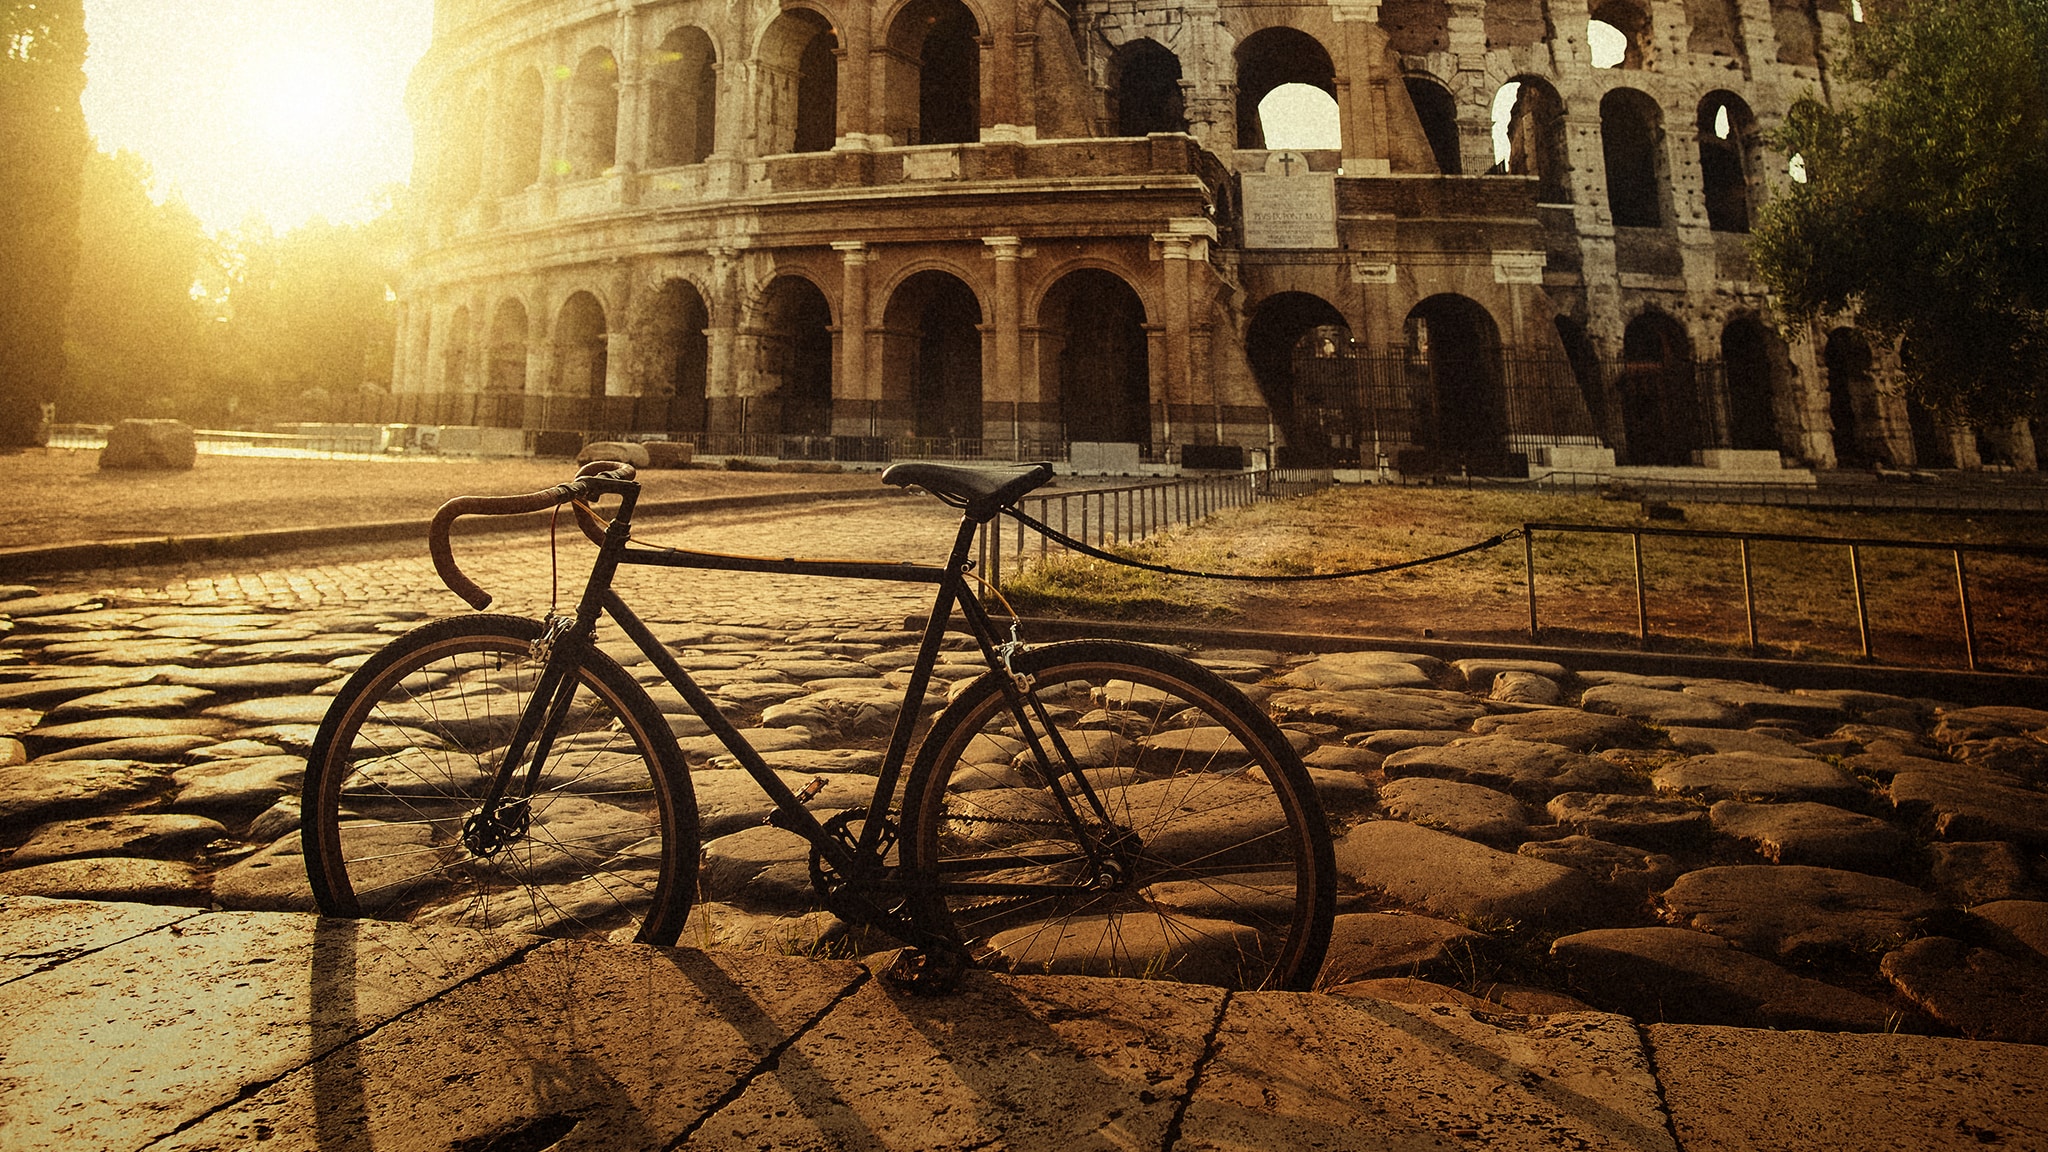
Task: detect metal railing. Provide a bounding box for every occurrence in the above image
[1520,521,2048,670]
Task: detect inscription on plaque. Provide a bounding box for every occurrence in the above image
[1241,150,1338,249]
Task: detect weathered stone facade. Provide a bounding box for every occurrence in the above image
[395,0,2035,472]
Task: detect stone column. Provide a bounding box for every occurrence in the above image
[833,242,871,408]
[983,236,1023,416]
[705,247,741,433]
[1154,233,1194,415]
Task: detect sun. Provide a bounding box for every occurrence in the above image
[241,40,369,159]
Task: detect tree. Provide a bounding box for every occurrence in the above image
[1751,0,2048,420]
[0,0,88,445]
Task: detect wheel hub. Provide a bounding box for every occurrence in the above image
[461,797,530,858]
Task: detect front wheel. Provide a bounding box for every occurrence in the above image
[301,614,697,943]
[900,640,1335,990]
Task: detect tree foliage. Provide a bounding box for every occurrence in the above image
[0,0,88,446]
[1751,0,2048,420]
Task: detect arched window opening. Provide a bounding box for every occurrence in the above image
[1235,28,1338,151]
[1685,0,1745,58]
[652,27,718,166]
[646,280,710,435]
[1824,327,1876,467]
[760,10,838,155]
[567,49,620,178]
[1109,39,1185,137]
[487,300,530,396]
[1589,2,1651,68]
[1771,0,1821,66]
[1720,316,1783,451]
[443,306,472,391]
[556,293,609,397]
[500,69,543,194]
[1908,396,1953,468]
[757,277,834,436]
[1042,270,1150,447]
[1404,77,1462,175]
[1246,293,1351,467]
[1491,78,1572,202]
[1407,295,1510,473]
[1601,88,1666,228]
[886,0,981,146]
[1698,92,1758,233]
[1616,311,1701,464]
[1256,85,1341,150]
[884,272,983,440]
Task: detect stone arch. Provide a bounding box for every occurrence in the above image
[753,275,835,436]
[567,48,620,178]
[643,279,711,435]
[487,298,531,396]
[1720,314,1786,452]
[1698,91,1761,233]
[1908,396,1954,468]
[1494,76,1571,203]
[1039,269,1151,447]
[882,270,984,440]
[1616,310,1701,465]
[1245,292,1350,466]
[1685,0,1746,59]
[499,68,544,194]
[884,0,982,146]
[1404,75,1461,175]
[1589,1,1653,69]
[1407,294,1510,472]
[759,9,838,154]
[1771,0,1821,66]
[1824,327,1879,467]
[651,26,718,166]
[1234,27,1337,151]
[1601,87,1667,228]
[555,292,610,396]
[1108,38,1185,137]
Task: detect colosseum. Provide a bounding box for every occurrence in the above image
[392,0,2038,474]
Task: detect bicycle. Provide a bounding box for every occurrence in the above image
[301,460,1337,990]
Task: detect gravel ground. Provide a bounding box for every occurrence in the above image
[0,449,875,550]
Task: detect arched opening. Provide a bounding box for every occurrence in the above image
[555,293,610,397]
[1720,316,1783,452]
[646,280,710,436]
[760,10,838,154]
[1908,396,1953,468]
[1686,0,1746,58]
[1235,28,1337,151]
[500,69,543,194]
[1588,2,1652,68]
[1109,38,1185,137]
[1698,92,1759,233]
[652,26,718,166]
[1616,311,1701,465]
[1772,0,1821,66]
[1257,85,1342,151]
[1246,293,1351,467]
[1404,76,1462,175]
[487,299,529,401]
[883,271,983,440]
[443,306,472,391]
[1601,88,1666,228]
[1555,315,1606,436]
[886,0,981,146]
[1407,295,1510,473]
[567,48,620,178]
[1041,270,1150,447]
[1492,78,1571,203]
[442,91,484,205]
[757,277,834,436]
[1824,328,1876,467]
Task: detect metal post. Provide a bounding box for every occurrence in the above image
[1523,527,1539,640]
[989,512,1002,590]
[1739,538,1758,652]
[1849,544,1873,660]
[1955,549,1979,671]
[1632,532,1648,643]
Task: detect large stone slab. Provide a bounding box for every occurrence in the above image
[0,758,173,824]
[1546,792,1710,849]
[0,910,533,1151]
[1881,935,2048,1044]
[1382,735,1621,801]
[1267,688,1487,733]
[0,671,159,710]
[1334,820,1594,924]
[168,754,306,818]
[1661,865,1942,957]
[1663,725,1818,759]
[0,895,201,985]
[685,972,1222,1151]
[153,663,345,695]
[1518,837,1681,906]
[200,696,339,726]
[1580,685,1742,728]
[1890,767,2048,844]
[39,683,218,722]
[1176,993,1677,1151]
[1278,651,1435,691]
[1651,752,1862,804]
[0,856,208,904]
[1681,680,1846,727]
[21,715,232,750]
[1379,776,1528,844]
[1551,927,1894,1030]
[10,813,228,866]
[1452,658,1567,689]
[150,942,863,1152]
[1708,800,1908,869]
[1972,900,2048,962]
[1648,1025,2048,1151]
[208,832,316,912]
[1316,911,1480,987]
[30,734,219,763]
[1468,708,1650,751]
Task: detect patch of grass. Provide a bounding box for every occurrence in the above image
[996,542,1235,620]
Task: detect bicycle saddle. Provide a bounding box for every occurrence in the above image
[882,462,1054,522]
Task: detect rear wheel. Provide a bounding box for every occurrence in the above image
[901,640,1335,990]
[302,614,696,943]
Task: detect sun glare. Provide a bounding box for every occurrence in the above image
[243,44,365,156]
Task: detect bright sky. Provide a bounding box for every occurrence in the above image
[81,0,436,234]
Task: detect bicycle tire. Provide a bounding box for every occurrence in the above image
[301,614,698,944]
[900,639,1335,990]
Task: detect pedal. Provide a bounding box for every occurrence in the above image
[795,776,828,803]
[765,778,830,827]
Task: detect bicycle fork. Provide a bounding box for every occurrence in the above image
[462,614,586,860]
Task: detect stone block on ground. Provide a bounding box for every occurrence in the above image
[1681,680,1846,727]
[0,758,173,824]
[576,440,652,468]
[1518,836,1681,907]
[1660,865,1942,958]
[1468,708,1651,751]
[1708,800,1908,870]
[1490,670,1561,704]
[1316,911,1481,987]
[642,440,693,468]
[1383,735,1622,801]
[0,895,200,983]
[1880,935,2048,1044]
[40,683,218,722]
[169,754,306,819]
[1550,927,1894,1030]
[1580,684,1743,728]
[30,734,219,763]
[1651,752,1863,804]
[1928,841,2039,905]
[1267,688,1487,733]
[1663,725,1818,759]
[1451,658,1567,690]
[1890,766,2048,844]
[1971,900,2048,962]
[207,832,316,912]
[0,857,209,904]
[1277,651,1438,691]
[1546,792,1710,849]
[1378,776,1528,844]
[1334,820,1595,925]
[99,418,197,470]
[9,813,228,866]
